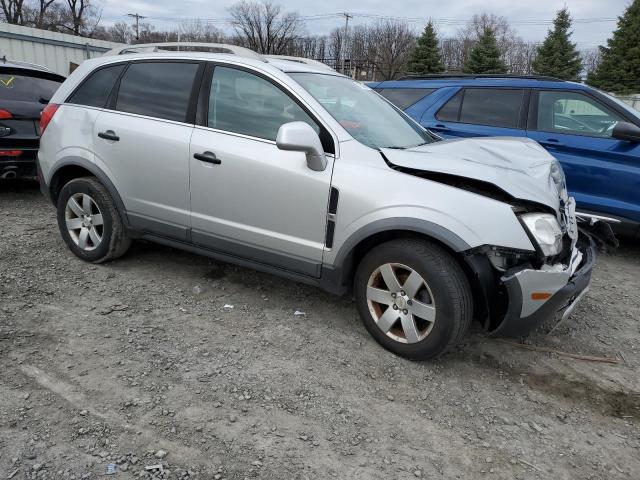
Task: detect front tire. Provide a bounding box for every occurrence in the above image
[354,239,472,360]
[56,177,131,263]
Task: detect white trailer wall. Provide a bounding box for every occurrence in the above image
[0,23,123,76]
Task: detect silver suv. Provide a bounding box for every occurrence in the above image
[38,43,597,360]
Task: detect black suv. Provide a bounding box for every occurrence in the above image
[0,59,64,179]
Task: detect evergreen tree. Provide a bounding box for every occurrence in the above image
[587,0,640,94]
[407,21,444,74]
[532,8,582,80]
[463,27,507,74]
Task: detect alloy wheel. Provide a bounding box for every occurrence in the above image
[366,263,436,344]
[64,193,104,251]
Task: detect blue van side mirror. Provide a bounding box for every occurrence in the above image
[612,121,640,142]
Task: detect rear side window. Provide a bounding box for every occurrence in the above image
[0,71,62,102]
[68,64,125,108]
[460,89,524,128]
[375,88,435,110]
[436,90,462,122]
[437,88,524,128]
[115,62,199,122]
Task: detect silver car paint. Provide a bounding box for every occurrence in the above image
[93,110,193,232]
[39,51,590,324]
[189,126,334,266]
[380,137,563,212]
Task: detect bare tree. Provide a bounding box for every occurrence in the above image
[108,21,133,44]
[33,0,56,28]
[581,48,602,77]
[0,0,26,24]
[178,20,224,43]
[368,20,415,80]
[228,0,302,54]
[65,0,88,35]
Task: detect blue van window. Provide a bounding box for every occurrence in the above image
[436,90,462,122]
[459,88,524,128]
[537,90,623,137]
[375,88,435,110]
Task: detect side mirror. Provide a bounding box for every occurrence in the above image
[612,121,640,143]
[276,121,327,172]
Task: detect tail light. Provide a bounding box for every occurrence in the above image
[0,109,12,120]
[40,103,60,136]
[0,150,22,157]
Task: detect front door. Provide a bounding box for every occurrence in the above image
[92,61,201,241]
[526,89,640,223]
[189,65,335,277]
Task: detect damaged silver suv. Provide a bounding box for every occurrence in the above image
[38,43,601,360]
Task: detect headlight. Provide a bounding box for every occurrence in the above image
[521,213,563,257]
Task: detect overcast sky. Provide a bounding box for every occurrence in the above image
[99,0,630,48]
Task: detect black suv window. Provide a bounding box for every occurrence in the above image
[0,70,62,102]
[68,64,125,108]
[115,62,199,122]
[375,88,435,110]
[437,88,524,128]
[208,66,320,142]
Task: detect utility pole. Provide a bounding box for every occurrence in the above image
[341,12,352,75]
[127,13,146,41]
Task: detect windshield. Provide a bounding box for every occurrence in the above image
[0,71,62,103]
[290,73,433,149]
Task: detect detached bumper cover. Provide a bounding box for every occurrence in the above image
[491,234,596,337]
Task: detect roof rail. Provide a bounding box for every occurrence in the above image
[264,55,336,72]
[398,73,564,82]
[103,42,267,62]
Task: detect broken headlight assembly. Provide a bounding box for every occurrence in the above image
[520,212,563,257]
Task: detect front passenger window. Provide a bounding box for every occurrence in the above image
[536,90,623,138]
[207,66,320,141]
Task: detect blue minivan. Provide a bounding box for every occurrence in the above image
[369,75,640,236]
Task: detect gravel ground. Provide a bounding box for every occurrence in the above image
[1,180,639,480]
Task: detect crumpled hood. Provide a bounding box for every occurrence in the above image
[381,136,564,211]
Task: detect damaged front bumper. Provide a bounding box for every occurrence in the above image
[491,233,595,337]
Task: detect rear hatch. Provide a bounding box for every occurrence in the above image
[0,67,64,167]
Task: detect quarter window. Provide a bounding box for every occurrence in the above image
[436,90,462,122]
[68,64,125,108]
[115,62,199,122]
[536,90,623,137]
[375,88,435,110]
[207,66,319,142]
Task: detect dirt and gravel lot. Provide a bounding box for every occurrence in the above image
[1,180,639,480]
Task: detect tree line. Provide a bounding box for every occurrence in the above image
[1,0,638,93]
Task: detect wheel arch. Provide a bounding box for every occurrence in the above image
[47,158,130,227]
[320,218,473,296]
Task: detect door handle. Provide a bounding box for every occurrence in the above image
[194,151,221,165]
[98,130,119,141]
[539,139,564,148]
[429,124,451,132]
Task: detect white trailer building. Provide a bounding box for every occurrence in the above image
[0,23,123,76]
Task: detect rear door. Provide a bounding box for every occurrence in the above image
[92,61,203,241]
[423,87,528,139]
[526,89,640,222]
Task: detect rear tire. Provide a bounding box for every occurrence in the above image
[56,177,131,263]
[354,238,472,360]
